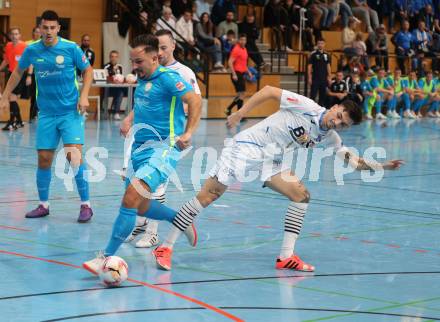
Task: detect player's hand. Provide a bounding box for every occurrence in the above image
[176,132,192,150]
[382,159,405,170]
[120,116,132,137]
[78,96,89,114]
[226,111,242,128]
[232,74,238,81]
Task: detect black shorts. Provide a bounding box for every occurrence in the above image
[231,72,245,93]
[7,72,28,97]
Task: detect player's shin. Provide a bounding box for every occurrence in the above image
[73,164,90,205]
[36,168,51,207]
[104,207,137,256]
[279,202,308,259]
[162,197,203,249]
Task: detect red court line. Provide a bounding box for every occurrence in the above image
[0,225,31,232]
[0,249,244,322]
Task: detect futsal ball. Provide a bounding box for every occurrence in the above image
[113,74,125,84]
[99,256,128,287]
[125,73,137,84]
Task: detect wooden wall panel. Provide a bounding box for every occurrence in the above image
[9,0,103,68]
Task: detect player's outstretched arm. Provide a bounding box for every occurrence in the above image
[178,91,202,150]
[337,149,404,171]
[226,85,282,128]
[0,66,25,111]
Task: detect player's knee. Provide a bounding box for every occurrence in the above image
[122,187,142,208]
[38,154,53,168]
[290,187,310,203]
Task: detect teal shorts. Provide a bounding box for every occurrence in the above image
[36,111,85,149]
[127,143,181,192]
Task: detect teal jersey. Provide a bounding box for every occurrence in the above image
[18,37,90,115]
[133,66,193,146]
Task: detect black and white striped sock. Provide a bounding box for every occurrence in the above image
[162,197,203,248]
[280,202,308,259]
[172,197,203,231]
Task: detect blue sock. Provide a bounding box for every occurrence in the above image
[429,101,438,112]
[375,101,382,114]
[36,168,51,202]
[362,97,369,114]
[104,207,137,256]
[403,94,411,111]
[388,97,397,112]
[74,164,89,202]
[141,199,176,223]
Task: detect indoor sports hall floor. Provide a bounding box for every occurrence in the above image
[0,117,439,322]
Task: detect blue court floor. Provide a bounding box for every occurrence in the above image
[0,117,439,322]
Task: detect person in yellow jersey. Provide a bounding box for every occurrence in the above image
[413,70,437,118]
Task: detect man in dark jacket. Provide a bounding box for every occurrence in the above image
[239,14,265,68]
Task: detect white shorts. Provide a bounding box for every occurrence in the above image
[208,141,291,186]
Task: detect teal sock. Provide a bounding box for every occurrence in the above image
[104,207,137,256]
[36,168,51,202]
[141,199,176,223]
[74,164,89,202]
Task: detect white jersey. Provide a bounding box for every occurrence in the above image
[235,90,345,153]
[166,60,201,95]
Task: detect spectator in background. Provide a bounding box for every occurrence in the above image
[211,0,236,25]
[80,34,95,66]
[367,0,391,26]
[308,38,332,106]
[342,55,365,75]
[327,70,348,107]
[196,0,211,17]
[239,13,266,69]
[342,18,358,57]
[171,0,193,19]
[294,0,315,50]
[420,4,435,31]
[348,0,379,33]
[225,34,252,117]
[156,7,176,36]
[412,20,434,74]
[366,24,389,71]
[393,0,409,31]
[216,11,238,39]
[195,12,225,70]
[103,50,126,120]
[282,0,297,51]
[335,0,361,28]
[393,20,414,74]
[161,0,175,19]
[345,71,364,105]
[222,30,237,59]
[176,9,196,52]
[315,0,336,30]
[263,0,290,52]
[353,32,370,69]
[370,67,396,119]
[360,70,375,119]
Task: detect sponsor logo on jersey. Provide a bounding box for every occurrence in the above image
[288,126,316,148]
[145,82,153,92]
[56,55,64,64]
[175,81,186,91]
[286,97,299,103]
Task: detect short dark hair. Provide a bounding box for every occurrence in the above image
[238,33,247,38]
[110,50,119,55]
[226,30,236,36]
[41,10,59,22]
[81,34,90,40]
[155,29,174,40]
[316,38,325,43]
[131,34,159,53]
[341,99,363,125]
